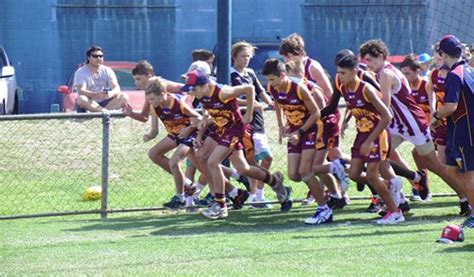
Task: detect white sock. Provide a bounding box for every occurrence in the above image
[184,178,193,187]
[176,193,185,202]
[231,168,240,179]
[460,197,468,203]
[196,182,206,191]
[185,196,194,206]
[249,193,256,201]
[256,188,264,200]
[330,192,342,199]
[229,188,238,198]
[319,204,329,210]
[413,172,421,182]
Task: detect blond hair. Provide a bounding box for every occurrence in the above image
[145,77,165,95]
[231,41,256,62]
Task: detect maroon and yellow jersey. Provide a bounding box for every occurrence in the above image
[340,80,383,133]
[268,79,309,132]
[430,69,446,111]
[409,78,431,122]
[150,94,192,135]
[199,82,243,135]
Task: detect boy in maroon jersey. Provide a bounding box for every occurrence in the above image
[182,69,292,219]
[327,54,404,224]
[360,39,467,214]
[143,77,201,209]
[263,58,335,225]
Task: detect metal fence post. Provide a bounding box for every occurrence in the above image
[101,112,110,220]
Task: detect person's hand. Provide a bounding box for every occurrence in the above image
[178,126,193,139]
[279,125,290,144]
[341,120,349,139]
[430,113,440,132]
[243,113,253,124]
[288,132,300,145]
[121,102,133,116]
[143,133,153,142]
[193,136,204,149]
[254,102,263,112]
[360,140,373,157]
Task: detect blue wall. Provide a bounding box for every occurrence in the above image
[1,0,473,113]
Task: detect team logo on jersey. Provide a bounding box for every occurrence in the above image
[278,92,287,99]
[356,99,364,107]
[289,99,299,104]
[348,92,355,99]
[163,107,171,114]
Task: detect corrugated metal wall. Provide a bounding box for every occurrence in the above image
[0,0,472,113]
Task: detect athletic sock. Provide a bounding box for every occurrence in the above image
[214,193,226,208]
[390,161,418,181]
[460,197,468,203]
[367,183,378,196]
[319,204,329,210]
[176,193,185,202]
[228,188,238,198]
[256,188,264,200]
[330,192,342,199]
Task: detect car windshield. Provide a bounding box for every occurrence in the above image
[113,68,137,90]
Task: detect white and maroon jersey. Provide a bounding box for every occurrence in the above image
[379,62,429,138]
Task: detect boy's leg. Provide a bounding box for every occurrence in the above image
[148,136,177,174]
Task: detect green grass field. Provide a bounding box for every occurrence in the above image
[1,112,472,275]
[1,197,473,275]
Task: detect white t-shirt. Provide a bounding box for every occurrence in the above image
[73,64,118,93]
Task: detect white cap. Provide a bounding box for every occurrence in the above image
[181,61,211,79]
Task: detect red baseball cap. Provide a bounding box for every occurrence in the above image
[181,69,210,92]
[436,224,464,243]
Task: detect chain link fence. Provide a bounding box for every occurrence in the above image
[1,109,452,220]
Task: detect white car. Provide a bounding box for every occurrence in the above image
[0,46,18,114]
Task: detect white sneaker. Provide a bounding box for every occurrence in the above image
[301,191,315,206]
[304,207,333,225]
[202,202,228,220]
[376,210,405,224]
[333,159,349,191]
[389,177,402,207]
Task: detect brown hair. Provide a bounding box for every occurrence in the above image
[262,58,286,76]
[400,54,421,71]
[145,77,165,96]
[192,49,214,62]
[231,41,255,62]
[279,33,306,56]
[132,60,155,76]
[359,39,390,59]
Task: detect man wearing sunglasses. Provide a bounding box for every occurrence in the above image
[74,45,127,112]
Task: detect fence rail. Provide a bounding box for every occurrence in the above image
[0,110,455,220]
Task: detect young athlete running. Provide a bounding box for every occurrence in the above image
[182,69,292,219]
[315,54,405,224]
[359,39,467,215]
[143,77,201,209]
[262,58,335,225]
[230,41,274,208]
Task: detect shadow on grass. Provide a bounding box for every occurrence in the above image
[63,203,466,238]
[438,243,474,252]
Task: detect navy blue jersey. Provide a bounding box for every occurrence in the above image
[444,60,474,146]
[230,67,266,133]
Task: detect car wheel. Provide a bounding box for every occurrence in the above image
[12,90,19,114]
[0,99,5,115]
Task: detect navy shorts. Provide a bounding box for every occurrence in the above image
[445,145,474,173]
[168,133,195,148]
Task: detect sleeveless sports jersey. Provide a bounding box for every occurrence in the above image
[150,94,192,135]
[199,82,243,135]
[378,62,428,136]
[303,58,319,83]
[409,78,431,122]
[431,69,446,111]
[268,79,309,132]
[340,80,382,133]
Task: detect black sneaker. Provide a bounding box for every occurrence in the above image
[231,189,250,210]
[462,215,474,228]
[237,175,251,191]
[414,170,429,200]
[280,186,293,212]
[460,201,472,217]
[366,197,383,213]
[356,182,366,192]
[399,201,411,214]
[327,196,347,210]
[163,196,185,210]
[196,193,214,207]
